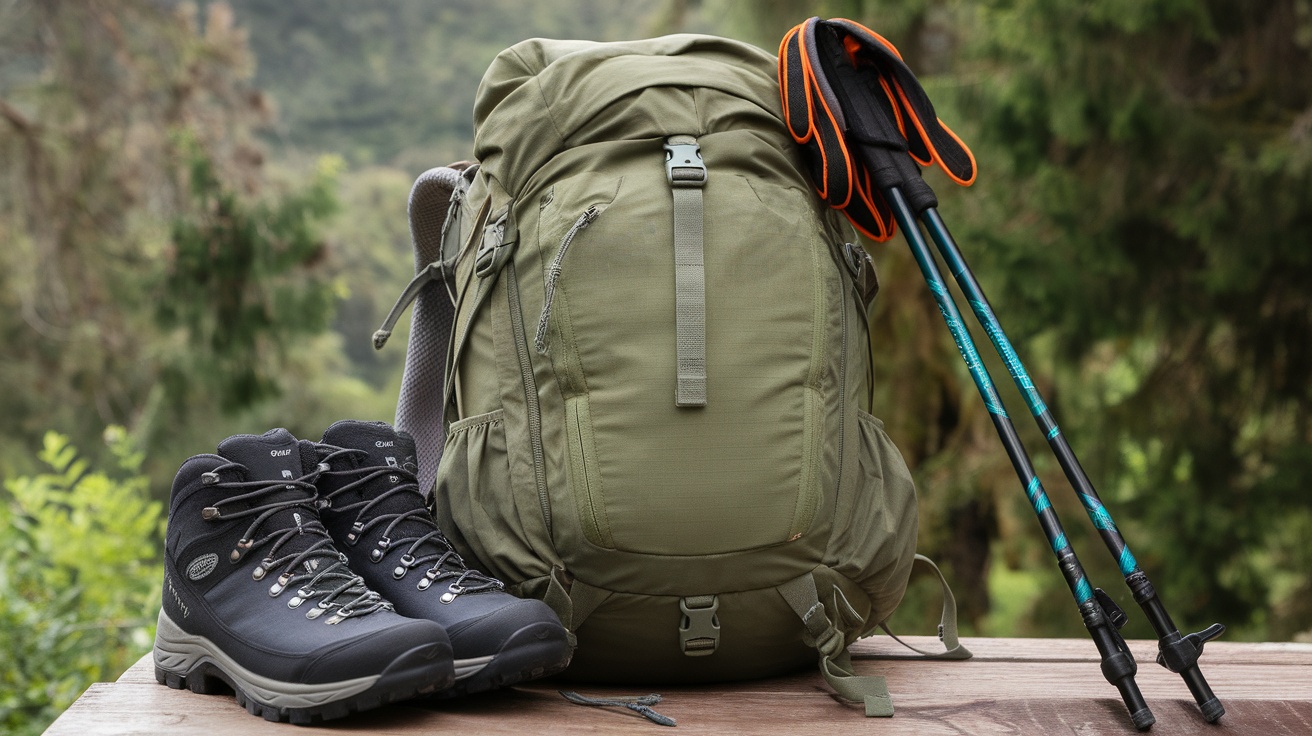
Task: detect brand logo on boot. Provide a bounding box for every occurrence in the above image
[271,448,293,457]
[375,440,395,448]
[186,553,219,581]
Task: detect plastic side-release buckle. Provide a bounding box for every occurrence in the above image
[474,208,515,278]
[665,140,706,187]
[679,595,720,657]
[842,242,880,308]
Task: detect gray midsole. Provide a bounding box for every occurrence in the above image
[153,610,379,709]
[453,654,495,680]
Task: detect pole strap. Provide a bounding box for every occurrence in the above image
[665,135,707,407]
[777,17,975,241]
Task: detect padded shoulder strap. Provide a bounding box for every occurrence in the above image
[391,165,472,495]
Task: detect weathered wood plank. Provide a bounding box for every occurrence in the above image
[45,682,1312,736]
[851,636,1312,666]
[48,639,1312,736]
[111,636,1312,686]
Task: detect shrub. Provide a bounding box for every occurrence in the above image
[0,429,164,735]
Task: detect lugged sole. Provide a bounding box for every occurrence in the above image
[153,611,454,723]
[438,621,574,698]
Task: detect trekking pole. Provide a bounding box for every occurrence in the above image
[920,210,1227,723]
[884,184,1155,731]
[779,16,1225,728]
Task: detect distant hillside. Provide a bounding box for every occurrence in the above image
[207,0,665,167]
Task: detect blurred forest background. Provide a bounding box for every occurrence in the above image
[2,0,1309,732]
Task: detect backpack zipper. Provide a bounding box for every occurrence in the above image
[535,204,600,354]
[505,260,552,534]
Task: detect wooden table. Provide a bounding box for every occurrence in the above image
[46,636,1312,735]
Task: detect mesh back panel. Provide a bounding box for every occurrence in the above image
[395,166,464,496]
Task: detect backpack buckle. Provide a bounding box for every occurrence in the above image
[664,140,706,187]
[679,595,720,656]
[842,242,879,308]
[475,208,515,278]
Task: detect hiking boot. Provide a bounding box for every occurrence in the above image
[312,420,573,695]
[153,428,456,724]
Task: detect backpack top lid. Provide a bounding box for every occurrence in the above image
[472,34,783,198]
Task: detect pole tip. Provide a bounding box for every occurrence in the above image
[1200,698,1225,723]
[1132,707,1156,731]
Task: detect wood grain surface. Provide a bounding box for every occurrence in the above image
[46,637,1312,735]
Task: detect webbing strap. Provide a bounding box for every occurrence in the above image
[777,573,894,717]
[665,135,707,407]
[878,554,973,660]
[542,568,611,635]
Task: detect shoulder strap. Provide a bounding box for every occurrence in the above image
[385,164,472,495]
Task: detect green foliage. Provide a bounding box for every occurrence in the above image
[0,1,360,490]
[216,0,664,167]
[949,0,1312,640]
[687,0,1312,642]
[158,147,342,412]
[0,429,163,736]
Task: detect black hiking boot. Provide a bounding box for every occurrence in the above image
[312,420,573,695]
[152,428,456,724]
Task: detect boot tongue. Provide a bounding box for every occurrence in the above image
[218,428,311,483]
[216,430,330,562]
[320,420,418,474]
[319,420,437,544]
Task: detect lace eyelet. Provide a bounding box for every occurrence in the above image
[440,583,465,604]
[251,558,272,580]
[201,472,219,485]
[269,573,291,597]
[393,554,416,579]
[417,578,431,591]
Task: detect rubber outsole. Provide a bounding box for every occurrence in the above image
[155,641,455,724]
[437,621,574,698]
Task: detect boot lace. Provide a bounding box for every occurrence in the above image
[317,448,504,602]
[200,463,391,624]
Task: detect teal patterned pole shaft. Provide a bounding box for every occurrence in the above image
[917,207,1224,722]
[883,185,1152,727]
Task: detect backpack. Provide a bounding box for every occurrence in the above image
[377,33,968,715]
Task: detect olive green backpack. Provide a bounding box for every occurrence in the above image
[378,33,969,715]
